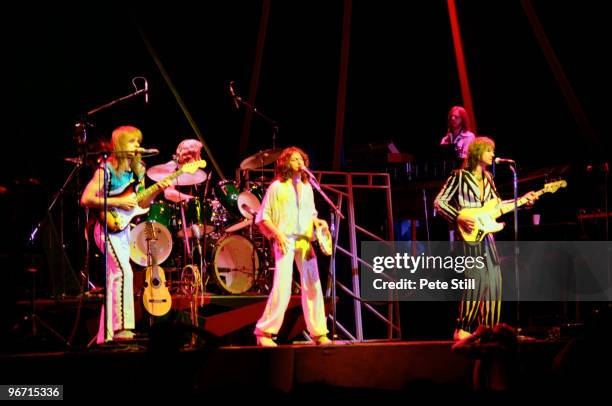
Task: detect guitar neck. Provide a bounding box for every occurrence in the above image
[149,241,159,267]
[499,188,547,215]
[135,170,184,203]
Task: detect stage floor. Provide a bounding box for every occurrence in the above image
[0,338,567,399]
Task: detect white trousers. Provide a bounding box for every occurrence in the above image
[255,237,328,337]
[94,223,135,343]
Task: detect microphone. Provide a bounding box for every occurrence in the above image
[144,79,149,104]
[299,165,316,179]
[241,203,258,217]
[229,81,240,109]
[495,157,515,165]
[135,147,159,155]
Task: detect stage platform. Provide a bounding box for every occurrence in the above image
[12,294,337,348]
[7,294,592,398]
[0,338,569,399]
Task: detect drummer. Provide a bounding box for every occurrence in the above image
[164,139,204,203]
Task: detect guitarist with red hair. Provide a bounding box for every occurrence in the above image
[434,137,538,341]
[81,125,171,343]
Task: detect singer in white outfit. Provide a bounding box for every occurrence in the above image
[253,147,331,347]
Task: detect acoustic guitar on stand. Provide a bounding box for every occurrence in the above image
[142,221,172,317]
[458,180,567,242]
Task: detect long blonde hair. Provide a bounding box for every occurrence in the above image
[109,126,145,178]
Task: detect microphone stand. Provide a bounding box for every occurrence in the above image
[231,83,279,149]
[302,168,345,222]
[302,169,344,341]
[101,152,111,343]
[76,78,147,346]
[508,163,522,335]
[87,88,147,116]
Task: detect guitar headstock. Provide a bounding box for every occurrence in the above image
[544,179,567,194]
[181,160,207,174]
[144,221,158,241]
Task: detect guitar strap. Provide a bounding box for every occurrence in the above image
[484,171,499,199]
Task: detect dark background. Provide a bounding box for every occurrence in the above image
[1,1,610,341]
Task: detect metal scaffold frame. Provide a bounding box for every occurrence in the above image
[244,168,400,342]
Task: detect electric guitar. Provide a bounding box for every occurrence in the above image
[99,160,206,232]
[142,221,172,317]
[458,180,567,242]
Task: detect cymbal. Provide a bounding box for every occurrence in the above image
[147,161,207,185]
[240,149,282,170]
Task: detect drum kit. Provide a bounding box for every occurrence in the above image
[129,149,282,295]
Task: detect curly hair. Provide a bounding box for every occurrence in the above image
[275,146,310,182]
[462,136,495,172]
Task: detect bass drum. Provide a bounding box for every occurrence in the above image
[129,221,174,267]
[211,234,260,294]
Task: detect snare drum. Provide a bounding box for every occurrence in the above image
[211,234,260,294]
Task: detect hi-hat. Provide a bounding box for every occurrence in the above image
[147,161,207,185]
[240,149,282,170]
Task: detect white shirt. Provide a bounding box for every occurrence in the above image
[256,179,318,239]
[440,130,476,159]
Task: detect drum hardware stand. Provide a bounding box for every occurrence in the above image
[191,224,206,294]
[200,170,213,293]
[178,201,193,266]
[12,263,71,348]
[20,121,100,347]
